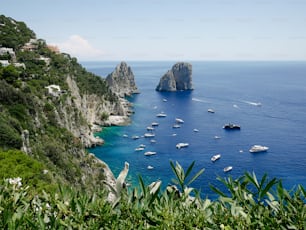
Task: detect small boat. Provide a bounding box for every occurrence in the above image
[172,124,181,129]
[208,109,215,113]
[224,166,233,172]
[249,145,269,153]
[144,151,156,156]
[147,126,155,131]
[123,134,128,138]
[223,123,241,130]
[156,113,167,117]
[139,144,146,148]
[163,98,167,102]
[150,139,156,143]
[176,143,189,149]
[144,133,155,138]
[147,165,154,170]
[151,122,159,127]
[211,154,221,162]
[193,129,199,132]
[214,135,221,139]
[132,135,140,140]
[175,118,184,124]
[135,147,145,152]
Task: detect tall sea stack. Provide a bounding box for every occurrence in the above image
[156,62,193,91]
[106,62,139,97]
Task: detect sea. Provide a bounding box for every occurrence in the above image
[84,61,306,198]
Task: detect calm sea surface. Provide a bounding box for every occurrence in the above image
[84,61,306,198]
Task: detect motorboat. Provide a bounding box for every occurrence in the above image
[156,113,167,117]
[176,143,189,149]
[144,151,157,156]
[150,139,156,143]
[147,126,155,131]
[249,145,269,153]
[135,147,145,152]
[223,123,241,130]
[193,129,199,132]
[144,133,155,138]
[175,118,184,124]
[224,166,233,172]
[151,122,159,127]
[147,165,154,170]
[208,109,215,113]
[132,135,140,140]
[172,124,181,129]
[214,135,221,139]
[139,144,146,148]
[211,154,221,162]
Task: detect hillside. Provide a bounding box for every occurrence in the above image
[0,15,127,191]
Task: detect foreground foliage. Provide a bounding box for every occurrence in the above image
[0,162,305,229]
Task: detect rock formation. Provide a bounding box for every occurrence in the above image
[106,62,139,97]
[156,62,193,91]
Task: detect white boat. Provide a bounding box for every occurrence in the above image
[147,165,154,170]
[249,145,269,153]
[135,147,145,152]
[151,122,159,126]
[139,144,146,148]
[147,126,155,131]
[144,151,156,156]
[193,129,199,132]
[176,143,189,149]
[156,113,167,117]
[172,124,181,129]
[224,166,233,172]
[150,139,156,143]
[163,98,167,102]
[208,109,215,113]
[132,135,140,140]
[144,133,155,138]
[175,118,184,124]
[214,135,221,139]
[211,154,221,162]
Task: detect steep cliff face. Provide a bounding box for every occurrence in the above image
[0,15,126,191]
[106,62,139,97]
[156,62,193,91]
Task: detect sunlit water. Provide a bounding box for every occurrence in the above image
[84,61,306,198]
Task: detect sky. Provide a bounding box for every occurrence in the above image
[1,0,306,61]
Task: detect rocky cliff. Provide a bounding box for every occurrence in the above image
[106,62,139,97]
[0,15,128,191]
[156,62,193,91]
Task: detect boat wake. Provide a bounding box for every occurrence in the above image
[241,100,262,107]
[192,97,209,103]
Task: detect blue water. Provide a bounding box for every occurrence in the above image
[84,61,306,198]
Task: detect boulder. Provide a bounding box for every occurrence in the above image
[106,62,139,97]
[156,62,193,91]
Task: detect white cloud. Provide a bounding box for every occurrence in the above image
[53,35,103,60]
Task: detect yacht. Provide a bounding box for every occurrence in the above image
[156,113,167,117]
[211,154,221,162]
[249,145,269,153]
[144,133,155,138]
[151,122,159,127]
[175,118,184,124]
[144,151,157,156]
[176,143,189,149]
[224,166,233,172]
[223,123,241,130]
[147,126,155,131]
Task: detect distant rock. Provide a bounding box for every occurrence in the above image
[156,62,193,91]
[106,62,139,97]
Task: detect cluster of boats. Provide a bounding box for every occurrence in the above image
[129,101,269,172]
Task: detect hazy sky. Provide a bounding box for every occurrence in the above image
[1,0,306,61]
